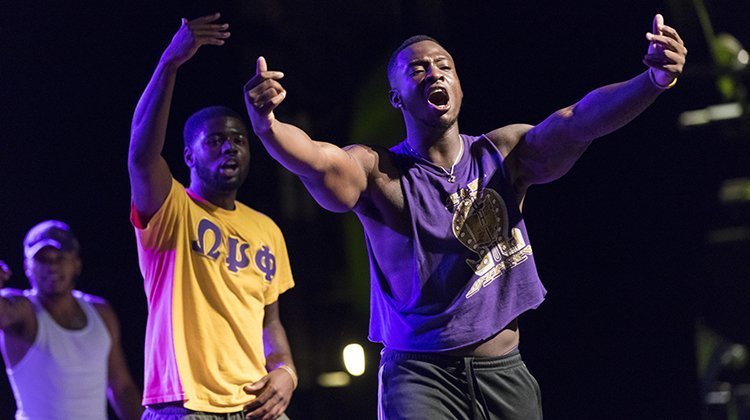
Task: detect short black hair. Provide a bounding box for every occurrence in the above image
[183,106,246,147]
[387,35,442,83]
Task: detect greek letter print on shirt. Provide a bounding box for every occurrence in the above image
[191,218,277,279]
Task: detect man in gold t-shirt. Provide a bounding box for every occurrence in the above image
[128,12,296,420]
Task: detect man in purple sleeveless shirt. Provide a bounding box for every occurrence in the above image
[244,13,686,419]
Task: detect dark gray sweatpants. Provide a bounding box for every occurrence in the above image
[378,348,542,420]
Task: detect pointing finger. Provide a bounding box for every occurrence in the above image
[653,13,664,35]
[257,56,268,75]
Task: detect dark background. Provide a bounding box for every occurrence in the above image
[2,0,749,419]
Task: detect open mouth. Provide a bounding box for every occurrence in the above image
[427,87,449,109]
[220,161,240,176]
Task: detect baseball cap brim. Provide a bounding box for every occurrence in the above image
[24,239,64,260]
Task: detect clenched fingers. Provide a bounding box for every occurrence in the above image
[646,32,687,58]
[243,387,286,420]
[244,57,286,116]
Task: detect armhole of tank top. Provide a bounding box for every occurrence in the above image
[478,133,509,173]
[8,295,44,372]
[479,133,503,156]
[74,295,104,337]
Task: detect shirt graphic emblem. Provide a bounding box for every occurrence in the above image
[191,218,277,280]
[449,182,532,298]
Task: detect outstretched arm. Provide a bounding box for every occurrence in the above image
[497,14,687,197]
[243,301,296,420]
[128,13,230,223]
[244,57,370,212]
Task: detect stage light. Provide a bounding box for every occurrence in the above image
[678,102,744,127]
[343,343,366,376]
[317,371,351,388]
[738,49,749,66]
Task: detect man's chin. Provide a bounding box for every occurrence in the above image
[39,285,74,297]
[430,114,458,130]
[200,174,247,193]
[416,107,459,129]
[215,179,243,192]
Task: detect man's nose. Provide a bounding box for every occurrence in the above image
[425,65,444,82]
[222,139,239,154]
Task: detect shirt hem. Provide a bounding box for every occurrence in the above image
[370,296,545,352]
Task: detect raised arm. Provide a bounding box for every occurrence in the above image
[128,13,230,222]
[243,301,296,420]
[244,57,370,212]
[496,14,687,197]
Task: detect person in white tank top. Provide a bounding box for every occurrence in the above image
[0,220,143,420]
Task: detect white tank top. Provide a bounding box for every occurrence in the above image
[6,290,112,420]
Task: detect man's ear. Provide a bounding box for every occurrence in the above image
[73,256,82,278]
[389,89,402,109]
[184,146,194,168]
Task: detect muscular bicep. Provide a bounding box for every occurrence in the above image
[495,107,592,195]
[298,143,372,213]
[486,124,541,198]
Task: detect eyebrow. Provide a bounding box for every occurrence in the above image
[407,55,451,66]
[204,129,247,137]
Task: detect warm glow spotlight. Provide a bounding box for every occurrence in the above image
[343,343,366,376]
[738,49,749,65]
[317,371,351,387]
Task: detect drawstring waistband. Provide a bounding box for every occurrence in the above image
[380,348,524,420]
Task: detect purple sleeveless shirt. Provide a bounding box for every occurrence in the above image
[364,134,546,351]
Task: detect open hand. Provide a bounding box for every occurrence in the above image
[243,57,286,134]
[160,13,230,68]
[242,368,295,420]
[643,14,687,86]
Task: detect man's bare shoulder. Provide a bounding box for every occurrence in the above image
[78,292,121,337]
[344,143,404,213]
[485,124,535,157]
[0,289,36,337]
[76,291,116,319]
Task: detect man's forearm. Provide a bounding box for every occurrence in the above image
[516,70,669,187]
[128,60,179,167]
[566,70,664,141]
[109,384,143,420]
[256,120,333,179]
[263,317,295,371]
